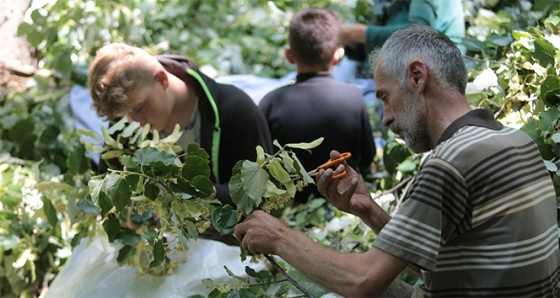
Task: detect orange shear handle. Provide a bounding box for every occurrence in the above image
[315,152,352,179]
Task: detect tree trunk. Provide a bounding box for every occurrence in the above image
[0,0,34,94]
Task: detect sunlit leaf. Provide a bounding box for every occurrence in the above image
[544,160,558,172]
[101,149,126,161]
[107,116,128,135]
[266,159,291,184]
[285,181,296,198]
[256,145,265,165]
[101,126,121,148]
[273,139,283,150]
[285,137,324,150]
[263,180,286,198]
[121,121,141,138]
[161,124,183,143]
[77,129,100,143]
[36,181,75,193]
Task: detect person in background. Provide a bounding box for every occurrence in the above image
[259,7,375,204]
[88,43,273,206]
[335,0,465,136]
[234,24,559,297]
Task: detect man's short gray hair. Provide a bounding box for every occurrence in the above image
[369,24,467,93]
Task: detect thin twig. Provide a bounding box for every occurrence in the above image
[264,254,317,298]
[393,176,415,213]
[371,176,414,200]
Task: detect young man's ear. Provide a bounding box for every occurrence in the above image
[154,70,169,89]
[332,47,345,66]
[284,48,296,64]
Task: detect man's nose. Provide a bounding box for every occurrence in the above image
[382,110,393,128]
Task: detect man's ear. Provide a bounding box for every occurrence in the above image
[285,48,296,64]
[154,70,169,89]
[407,61,427,91]
[332,47,345,66]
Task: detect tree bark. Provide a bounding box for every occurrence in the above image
[0,0,34,94]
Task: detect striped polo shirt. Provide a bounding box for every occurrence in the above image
[374,109,559,296]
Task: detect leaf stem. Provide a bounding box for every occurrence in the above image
[264,254,317,298]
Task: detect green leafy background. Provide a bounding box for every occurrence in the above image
[1,0,559,297]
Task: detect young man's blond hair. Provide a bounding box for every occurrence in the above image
[89,43,160,120]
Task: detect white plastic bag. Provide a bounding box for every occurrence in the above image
[45,235,264,297]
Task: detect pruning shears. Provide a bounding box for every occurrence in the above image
[310,152,352,179]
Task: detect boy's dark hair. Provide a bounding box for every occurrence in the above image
[289,7,340,69]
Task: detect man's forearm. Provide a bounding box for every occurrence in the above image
[340,24,368,44]
[275,228,394,297]
[352,194,392,235]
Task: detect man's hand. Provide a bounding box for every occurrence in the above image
[233,210,288,255]
[318,150,392,235]
[340,23,367,44]
[316,150,373,217]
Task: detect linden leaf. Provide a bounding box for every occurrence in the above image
[285,181,296,198]
[290,151,314,184]
[77,199,101,215]
[104,173,131,212]
[36,181,75,193]
[229,173,256,215]
[192,175,214,197]
[212,205,240,235]
[149,240,165,268]
[161,124,183,144]
[273,139,283,150]
[183,156,211,180]
[285,137,324,150]
[279,151,296,172]
[67,144,89,174]
[186,143,209,160]
[121,121,141,138]
[256,145,265,165]
[534,38,555,67]
[240,160,269,202]
[41,197,58,227]
[266,158,291,184]
[263,180,286,198]
[77,129,100,143]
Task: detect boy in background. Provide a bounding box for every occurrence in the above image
[259,7,375,204]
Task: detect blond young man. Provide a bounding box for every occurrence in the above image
[89,43,273,205]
